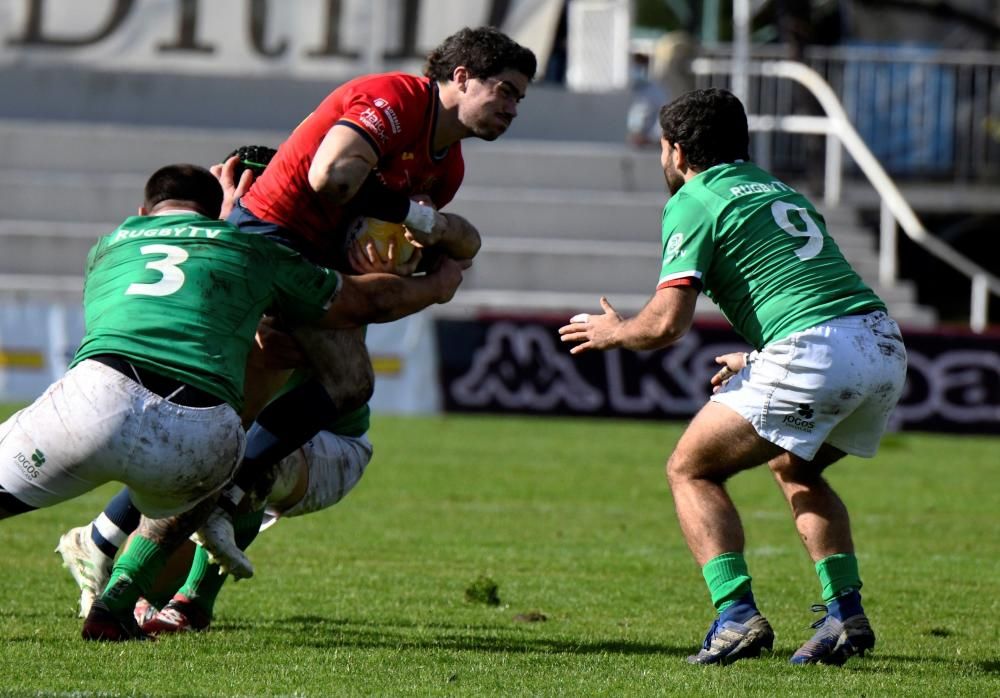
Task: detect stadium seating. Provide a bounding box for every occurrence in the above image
[0,120,937,326]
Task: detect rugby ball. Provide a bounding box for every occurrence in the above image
[345,216,416,266]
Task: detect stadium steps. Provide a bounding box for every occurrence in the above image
[0,120,937,326]
[451,142,936,325]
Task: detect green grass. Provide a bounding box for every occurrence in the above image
[0,407,997,696]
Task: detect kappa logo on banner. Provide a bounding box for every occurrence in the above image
[450,323,604,410]
[435,317,1000,434]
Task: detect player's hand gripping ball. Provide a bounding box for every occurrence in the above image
[346,216,416,268]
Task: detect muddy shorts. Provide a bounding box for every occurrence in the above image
[0,360,244,518]
[711,311,908,460]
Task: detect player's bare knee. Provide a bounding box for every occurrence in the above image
[769,455,817,486]
[770,444,845,484]
[666,451,702,487]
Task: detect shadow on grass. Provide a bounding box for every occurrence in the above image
[208,615,1000,675]
[977,659,1000,674]
[214,613,693,658]
[810,652,1000,676]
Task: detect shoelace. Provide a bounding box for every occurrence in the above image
[806,603,830,629]
[701,618,721,650]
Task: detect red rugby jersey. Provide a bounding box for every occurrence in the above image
[242,72,464,254]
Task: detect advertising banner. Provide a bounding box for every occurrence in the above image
[0,0,563,79]
[437,317,1000,434]
[0,302,440,415]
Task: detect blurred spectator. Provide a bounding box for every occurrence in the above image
[650,30,696,103]
[626,52,667,147]
[626,32,696,148]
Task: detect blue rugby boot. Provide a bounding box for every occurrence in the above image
[687,595,775,665]
[790,592,875,665]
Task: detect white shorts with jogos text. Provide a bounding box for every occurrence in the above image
[711,311,907,460]
[0,360,244,518]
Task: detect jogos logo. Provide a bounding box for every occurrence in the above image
[782,404,815,431]
[13,449,46,479]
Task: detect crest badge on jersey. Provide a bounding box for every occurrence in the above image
[665,233,684,262]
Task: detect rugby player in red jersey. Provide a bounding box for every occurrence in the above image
[155,26,537,603]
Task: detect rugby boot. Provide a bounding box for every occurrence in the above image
[790,604,875,665]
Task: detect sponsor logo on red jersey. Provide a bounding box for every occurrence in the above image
[359,107,389,144]
[373,97,402,134]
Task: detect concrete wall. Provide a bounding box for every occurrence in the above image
[0,66,632,143]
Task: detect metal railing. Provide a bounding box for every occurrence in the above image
[692,56,999,333]
[695,44,1000,181]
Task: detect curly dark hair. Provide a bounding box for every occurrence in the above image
[658,88,750,170]
[424,26,536,82]
[225,144,277,180]
[143,164,222,218]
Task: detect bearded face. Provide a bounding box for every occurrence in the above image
[458,70,529,141]
[661,138,685,195]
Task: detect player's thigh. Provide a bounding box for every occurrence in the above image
[276,432,373,518]
[713,320,894,461]
[124,400,245,519]
[292,326,373,409]
[668,401,785,483]
[0,364,136,510]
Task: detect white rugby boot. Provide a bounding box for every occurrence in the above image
[55,525,113,618]
[192,507,254,579]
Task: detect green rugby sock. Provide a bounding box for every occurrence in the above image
[233,508,267,549]
[702,552,753,613]
[178,545,226,616]
[815,553,862,603]
[178,508,266,616]
[101,535,168,614]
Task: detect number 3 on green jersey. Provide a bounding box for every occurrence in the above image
[125,244,189,297]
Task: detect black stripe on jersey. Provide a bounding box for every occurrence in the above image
[337,119,382,159]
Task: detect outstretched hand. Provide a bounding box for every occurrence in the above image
[558,297,624,355]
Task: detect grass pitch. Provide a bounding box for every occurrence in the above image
[0,409,997,696]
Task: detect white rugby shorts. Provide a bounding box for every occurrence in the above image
[260,431,373,530]
[0,359,245,518]
[711,310,907,460]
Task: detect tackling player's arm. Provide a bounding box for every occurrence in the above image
[320,256,469,329]
[561,189,712,354]
[558,285,699,354]
[404,194,481,261]
[420,211,481,260]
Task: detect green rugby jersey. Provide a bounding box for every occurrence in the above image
[71,214,341,411]
[658,161,885,349]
